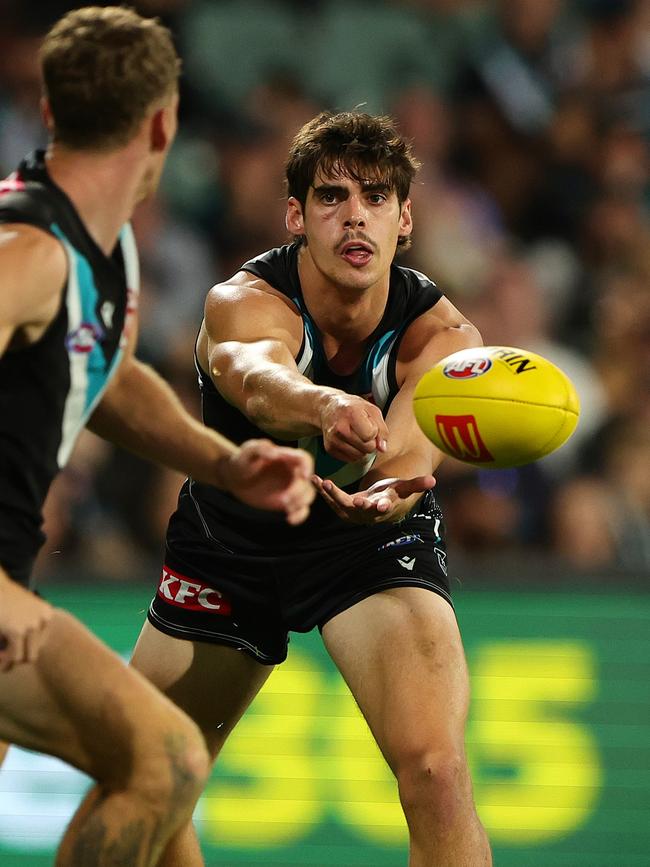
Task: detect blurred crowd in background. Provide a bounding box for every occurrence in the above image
[1,0,649,586]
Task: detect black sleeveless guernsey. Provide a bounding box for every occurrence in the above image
[0,151,139,585]
[180,242,442,548]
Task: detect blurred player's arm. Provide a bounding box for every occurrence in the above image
[0,225,62,666]
[204,273,388,462]
[87,302,314,522]
[0,224,67,357]
[315,298,481,523]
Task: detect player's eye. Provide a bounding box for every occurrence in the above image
[319,191,338,204]
[368,192,387,204]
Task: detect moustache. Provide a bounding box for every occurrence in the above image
[336,232,376,253]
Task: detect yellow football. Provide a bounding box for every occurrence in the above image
[413,346,580,468]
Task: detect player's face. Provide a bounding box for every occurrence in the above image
[286,169,412,293]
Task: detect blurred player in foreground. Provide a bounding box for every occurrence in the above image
[132,111,492,866]
[0,7,313,866]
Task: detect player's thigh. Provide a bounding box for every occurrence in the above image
[131,620,273,756]
[0,608,195,780]
[321,587,470,769]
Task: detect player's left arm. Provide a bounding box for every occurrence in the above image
[315,297,481,524]
[87,312,314,523]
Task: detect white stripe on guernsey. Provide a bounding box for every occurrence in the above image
[296,328,313,374]
[120,222,139,298]
[371,332,399,408]
[57,236,87,468]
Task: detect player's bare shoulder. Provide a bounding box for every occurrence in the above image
[0,223,68,353]
[396,295,482,383]
[201,269,303,352]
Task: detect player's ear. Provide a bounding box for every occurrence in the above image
[149,96,177,153]
[286,197,305,235]
[399,198,413,238]
[40,97,54,133]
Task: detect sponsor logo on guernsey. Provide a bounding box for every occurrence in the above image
[65,322,105,354]
[397,556,416,571]
[157,565,232,614]
[435,414,494,462]
[443,357,491,379]
[378,534,423,552]
[434,547,448,576]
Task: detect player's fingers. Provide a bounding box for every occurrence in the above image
[348,412,378,442]
[394,475,436,499]
[321,479,353,508]
[327,438,375,462]
[281,479,316,512]
[315,480,347,517]
[25,623,49,665]
[0,636,12,672]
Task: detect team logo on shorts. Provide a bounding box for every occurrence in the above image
[443,357,491,379]
[378,534,423,552]
[157,565,232,614]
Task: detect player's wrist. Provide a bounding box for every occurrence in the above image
[212,449,239,494]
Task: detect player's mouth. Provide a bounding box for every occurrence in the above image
[339,240,374,267]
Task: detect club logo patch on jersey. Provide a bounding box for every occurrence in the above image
[65,321,105,354]
[443,357,492,379]
[157,565,232,614]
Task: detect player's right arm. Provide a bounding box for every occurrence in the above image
[201,272,388,462]
[0,224,64,667]
[0,224,67,357]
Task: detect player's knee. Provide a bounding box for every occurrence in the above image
[130,718,210,815]
[396,747,471,825]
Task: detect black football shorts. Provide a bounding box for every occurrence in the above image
[148,490,452,664]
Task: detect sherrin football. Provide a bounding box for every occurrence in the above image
[413,346,580,469]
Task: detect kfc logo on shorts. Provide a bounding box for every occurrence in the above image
[157,565,232,614]
[443,357,491,379]
[435,414,494,462]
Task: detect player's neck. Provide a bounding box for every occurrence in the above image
[298,248,388,342]
[44,144,148,255]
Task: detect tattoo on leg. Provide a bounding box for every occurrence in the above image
[70,812,147,866]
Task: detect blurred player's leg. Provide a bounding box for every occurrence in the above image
[130,621,273,867]
[0,740,8,766]
[322,587,491,867]
[0,609,210,867]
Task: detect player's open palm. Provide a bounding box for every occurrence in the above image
[0,579,53,670]
[224,439,315,525]
[313,474,436,524]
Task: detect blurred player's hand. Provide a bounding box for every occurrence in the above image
[221,439,315,525]
[319,394,389,462]
[313,474,436,525]
[0,578,53,671]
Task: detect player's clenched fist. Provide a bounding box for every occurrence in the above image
[319,393,389,462]
[0,576,53,671]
